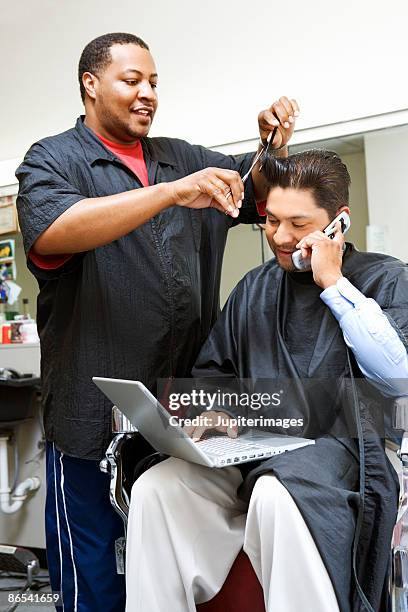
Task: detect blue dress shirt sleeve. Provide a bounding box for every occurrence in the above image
[320,276,408,397]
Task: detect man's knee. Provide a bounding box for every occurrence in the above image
[130,457,186,503]
[250,474,293,515]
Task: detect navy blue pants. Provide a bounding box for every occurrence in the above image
[45,442,126,611]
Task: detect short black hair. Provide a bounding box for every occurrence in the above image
[262,149,350,218]
[78,33,149,102]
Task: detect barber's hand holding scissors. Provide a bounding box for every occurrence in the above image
[169,167,244,218]
[258,96,300,149]
[169,97,300,218]
[248,97,299,201]
[296,222,345,289]
[183,411,239,442]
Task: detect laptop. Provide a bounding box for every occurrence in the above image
[93,377,315,468]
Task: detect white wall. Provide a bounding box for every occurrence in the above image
[1,0,408,161]
[364,126,408,262]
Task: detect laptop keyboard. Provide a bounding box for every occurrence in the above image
[196,436,265,457]
[195,434,313,466]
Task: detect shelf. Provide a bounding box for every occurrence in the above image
[0,343,40,350]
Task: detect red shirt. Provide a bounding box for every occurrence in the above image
[95,133,149,188]
[29,132,149,269]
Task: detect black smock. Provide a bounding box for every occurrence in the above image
[193,244,408,611]
[15,116,263,460]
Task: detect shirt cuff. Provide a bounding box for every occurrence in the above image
[320,276,369,321]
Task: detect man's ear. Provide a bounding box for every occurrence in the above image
[82,72,99,101]
[335,205,350,217]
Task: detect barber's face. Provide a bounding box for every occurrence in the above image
[264,187,332,272]
[83,44,158,142]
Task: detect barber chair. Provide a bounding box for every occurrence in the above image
[101,401,408,611]
[100,408,265,612]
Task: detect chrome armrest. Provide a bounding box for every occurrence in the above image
[99,406,141,530]
[393,397,408,433]
[111,405,138,434]
[100,432,135,530]
[399,434,408,465]
[99,407,145,575]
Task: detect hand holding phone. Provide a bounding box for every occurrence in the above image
[292,211,351,271]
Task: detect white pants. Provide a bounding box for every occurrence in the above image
[125,457,340,612]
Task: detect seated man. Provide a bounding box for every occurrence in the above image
[125,150,408,612]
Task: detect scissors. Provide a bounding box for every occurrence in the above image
[225,125,278,205]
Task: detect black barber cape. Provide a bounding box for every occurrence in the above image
[193,244,408,612]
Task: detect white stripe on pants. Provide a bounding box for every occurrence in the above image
[125,457,340,612]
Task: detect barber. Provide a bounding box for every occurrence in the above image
[16,32,299,611]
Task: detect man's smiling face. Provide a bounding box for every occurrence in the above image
[84,43,158,143]
[264,187,332,271]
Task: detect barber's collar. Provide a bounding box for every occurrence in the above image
[75,116,178,168]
